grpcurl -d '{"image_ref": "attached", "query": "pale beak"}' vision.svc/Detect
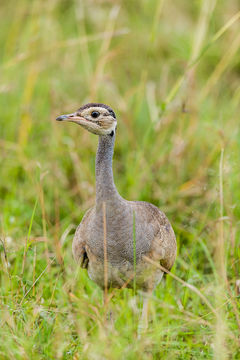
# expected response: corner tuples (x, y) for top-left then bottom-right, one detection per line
(56, 113), (86, 125)
(56, 112), (102, 135)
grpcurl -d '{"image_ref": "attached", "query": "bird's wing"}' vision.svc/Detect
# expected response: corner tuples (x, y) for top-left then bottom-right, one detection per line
(148, 206), (177, 271)
(72, 207), (93, 268)
(132, 201), (177, 271)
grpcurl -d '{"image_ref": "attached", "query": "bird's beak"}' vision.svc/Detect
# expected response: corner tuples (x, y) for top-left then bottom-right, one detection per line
(56, 112), (86, 125)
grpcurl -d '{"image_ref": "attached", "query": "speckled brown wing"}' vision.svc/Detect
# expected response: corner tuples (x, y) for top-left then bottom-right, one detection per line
(143, 203), (177, 271)
(72, 208), (93, 268)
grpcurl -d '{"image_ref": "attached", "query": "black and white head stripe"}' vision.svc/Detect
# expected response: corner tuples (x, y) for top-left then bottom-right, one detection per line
(77, 103), (116, 119)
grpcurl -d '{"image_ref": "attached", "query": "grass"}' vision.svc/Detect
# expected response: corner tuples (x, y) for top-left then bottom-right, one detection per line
(0, 0), (240, 358)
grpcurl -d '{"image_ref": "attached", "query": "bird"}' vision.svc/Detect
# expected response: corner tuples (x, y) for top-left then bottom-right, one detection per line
(56, 103), (177, 330)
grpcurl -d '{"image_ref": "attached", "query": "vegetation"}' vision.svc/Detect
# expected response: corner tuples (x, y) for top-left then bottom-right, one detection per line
(0, 0), (240, 358)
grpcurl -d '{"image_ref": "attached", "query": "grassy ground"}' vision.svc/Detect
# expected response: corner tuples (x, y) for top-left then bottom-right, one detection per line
(1, 0), (240, 359)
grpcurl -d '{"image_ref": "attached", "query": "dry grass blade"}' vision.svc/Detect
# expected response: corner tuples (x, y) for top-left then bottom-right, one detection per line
(218, 148), (226, 280)
(189, 0), (216, 64)
(213, 149), (229, 359)
(103, 202), (108, 306)
(211, 10), (240, 43)
(90, 5), (120, 98)
(143, 256), (218, 316)
(201, 33), (240, 99)
(0, 237), (12, 286)
(190, 10), (240, 68)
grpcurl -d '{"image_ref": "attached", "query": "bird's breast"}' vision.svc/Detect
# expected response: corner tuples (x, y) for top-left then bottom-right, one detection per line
(86, 204), (154, 266)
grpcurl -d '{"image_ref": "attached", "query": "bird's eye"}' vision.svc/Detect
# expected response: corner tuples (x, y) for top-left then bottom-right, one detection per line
(91, 111), (100, 118)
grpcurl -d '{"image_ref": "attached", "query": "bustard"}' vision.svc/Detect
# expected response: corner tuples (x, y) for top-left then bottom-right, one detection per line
(56, 103), (177, 329)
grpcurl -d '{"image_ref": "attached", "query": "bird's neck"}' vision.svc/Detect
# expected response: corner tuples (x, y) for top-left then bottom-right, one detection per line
(95, 134), (121, 205)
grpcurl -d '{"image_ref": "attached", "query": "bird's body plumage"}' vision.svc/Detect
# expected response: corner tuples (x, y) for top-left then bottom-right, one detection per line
(73, 198), (176, 290)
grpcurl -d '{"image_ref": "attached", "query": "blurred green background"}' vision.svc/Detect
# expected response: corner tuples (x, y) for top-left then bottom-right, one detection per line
(0, 0), (240, 359)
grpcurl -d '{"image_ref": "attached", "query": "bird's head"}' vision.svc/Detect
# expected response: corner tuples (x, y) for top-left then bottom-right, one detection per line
(56, 103), (117, 136)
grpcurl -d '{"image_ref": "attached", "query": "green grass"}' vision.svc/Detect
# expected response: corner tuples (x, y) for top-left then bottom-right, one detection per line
(1, 0), (240, 359)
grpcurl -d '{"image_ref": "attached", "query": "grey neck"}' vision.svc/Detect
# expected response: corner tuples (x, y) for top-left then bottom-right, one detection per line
(95, 133), (121, 205)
